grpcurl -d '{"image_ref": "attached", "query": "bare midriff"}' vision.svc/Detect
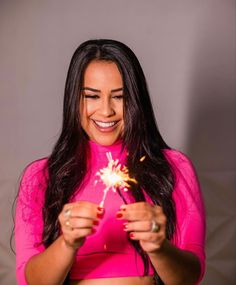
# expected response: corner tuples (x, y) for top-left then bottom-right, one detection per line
(70, 276), (155, 285)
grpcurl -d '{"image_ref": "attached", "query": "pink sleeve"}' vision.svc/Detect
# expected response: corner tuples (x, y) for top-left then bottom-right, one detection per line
(15, 159), (47, 285)
(165, 150), (206, 283)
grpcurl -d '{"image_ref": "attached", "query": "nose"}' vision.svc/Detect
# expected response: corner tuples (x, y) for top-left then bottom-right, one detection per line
(99, 98), (115, 117)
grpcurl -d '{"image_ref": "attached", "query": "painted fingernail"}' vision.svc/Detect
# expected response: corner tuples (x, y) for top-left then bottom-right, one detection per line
(91, 228), (96, 234)
(97, 206), (104, 212)
(93, 220), (99, 226)
(129, 233), (134, 238)
(123, 223), (128, 230)
(97, 212), (103, 219)
(116, 213), (123, 219)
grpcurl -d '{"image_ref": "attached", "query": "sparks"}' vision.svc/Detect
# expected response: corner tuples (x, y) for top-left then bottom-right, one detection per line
(139, 155), (146, 162)
(96, 152), (137, 207)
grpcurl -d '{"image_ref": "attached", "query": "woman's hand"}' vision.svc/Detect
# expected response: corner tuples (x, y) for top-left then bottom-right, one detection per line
(116, 202), (167, 254)
(58, 201), (103, 250)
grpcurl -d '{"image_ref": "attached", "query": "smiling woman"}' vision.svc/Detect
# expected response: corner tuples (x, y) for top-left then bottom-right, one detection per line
(80, 61), (124, 146)
(15, 39), (205, 285)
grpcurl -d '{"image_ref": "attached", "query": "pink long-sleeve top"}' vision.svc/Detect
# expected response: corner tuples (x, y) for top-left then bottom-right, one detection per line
(15, 141), (205, 284)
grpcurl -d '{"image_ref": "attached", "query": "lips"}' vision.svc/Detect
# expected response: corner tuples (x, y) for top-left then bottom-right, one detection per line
(93, 120), (118, 129)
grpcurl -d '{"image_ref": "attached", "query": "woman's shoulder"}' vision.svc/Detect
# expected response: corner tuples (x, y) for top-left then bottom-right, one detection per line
(162, 148), (202, 200)
(163, 148), (203, 211)
(20, 157), (49, 186)
(162, 148), (197, 178)
(17, 158), (49, 208)
(163, 148), (192, 164)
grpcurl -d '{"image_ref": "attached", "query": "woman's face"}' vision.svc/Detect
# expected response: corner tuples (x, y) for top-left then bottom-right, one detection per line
(80, 60), (124, 146)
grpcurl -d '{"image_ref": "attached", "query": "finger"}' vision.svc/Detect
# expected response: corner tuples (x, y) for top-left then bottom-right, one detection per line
(59, 215), (99, 234)
(120, 203), (163, 216)
(120, 202), (153, 211)
(116, 209), (154, 222)
(68, 217), (99, 229)
(63, 201), (104, 220)
(74, 201), (103, 212)
(117, 204), (165, 222)
(129, 231), (165, 243)
(123, 220), (159, 232)
(63, 227), (95, 241)
(63, 201), (103, 213)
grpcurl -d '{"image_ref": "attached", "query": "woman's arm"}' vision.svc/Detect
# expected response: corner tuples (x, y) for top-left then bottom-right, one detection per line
(15, 160), (102, 285)
(117, 202), (201, 285)
(25, 235), (77, 285)
(18, 201), (102, 285)
(25, 201), (102, 285)
(148, 239), (201, 285)
(22, 201), (102, 285)
(116, 150), (205, 285)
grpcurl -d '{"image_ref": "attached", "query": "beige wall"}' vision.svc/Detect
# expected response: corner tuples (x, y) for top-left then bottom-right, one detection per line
(0, 1), (235, 284)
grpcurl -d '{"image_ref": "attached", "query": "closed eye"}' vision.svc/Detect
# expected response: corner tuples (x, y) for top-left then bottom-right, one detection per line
(83, 94), (100, 99)
(112, 95), (124, 100)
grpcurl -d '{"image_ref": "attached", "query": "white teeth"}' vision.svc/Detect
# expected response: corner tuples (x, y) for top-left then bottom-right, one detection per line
(94, 121), (117, 128)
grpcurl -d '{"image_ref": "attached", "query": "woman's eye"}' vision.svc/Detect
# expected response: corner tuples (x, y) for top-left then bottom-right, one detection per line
(84, 94), (100, 99)
(112, 95), (124, 100)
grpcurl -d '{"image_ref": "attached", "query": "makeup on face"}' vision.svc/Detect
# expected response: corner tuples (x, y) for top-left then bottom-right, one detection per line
(80, 60), (124, 146)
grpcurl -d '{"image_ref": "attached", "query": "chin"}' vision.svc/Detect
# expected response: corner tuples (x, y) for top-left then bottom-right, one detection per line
(94, 137), (120, 146)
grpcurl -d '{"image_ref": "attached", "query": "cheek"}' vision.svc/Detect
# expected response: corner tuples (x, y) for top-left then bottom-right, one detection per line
(117, 102), (124, 118)
(121, 107), (124, 122)
(79, 102), (88, 128)
(86, 105), (96, 116)
(80, 102), (93, 123)
(84, 101), (98, 117)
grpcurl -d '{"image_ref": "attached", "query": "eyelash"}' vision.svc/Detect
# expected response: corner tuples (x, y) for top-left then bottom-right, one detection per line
(83, 94), (124, 100)
(83, 94), (99, 99)
(112, 95), (124, 100)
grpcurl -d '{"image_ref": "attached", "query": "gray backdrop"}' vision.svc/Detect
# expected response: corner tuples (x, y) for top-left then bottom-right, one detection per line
(0, 1), (235, 284)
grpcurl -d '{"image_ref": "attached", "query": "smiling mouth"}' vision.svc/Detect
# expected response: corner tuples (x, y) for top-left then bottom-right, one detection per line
(93, 120), (119, 128)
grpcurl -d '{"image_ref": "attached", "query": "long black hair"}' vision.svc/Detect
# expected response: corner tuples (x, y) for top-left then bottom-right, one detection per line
(43, 39), (176, 284)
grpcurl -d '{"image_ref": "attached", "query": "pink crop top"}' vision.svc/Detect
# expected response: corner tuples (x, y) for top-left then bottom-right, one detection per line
(15, 141), (205, 284)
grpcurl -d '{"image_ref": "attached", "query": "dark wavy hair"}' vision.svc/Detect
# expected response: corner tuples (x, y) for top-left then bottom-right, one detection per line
(43, 39), (176, 284)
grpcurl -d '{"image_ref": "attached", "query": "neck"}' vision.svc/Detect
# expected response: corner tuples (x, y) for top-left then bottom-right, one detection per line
(88, 140), (127, 166)
(89, 139), (123, 152)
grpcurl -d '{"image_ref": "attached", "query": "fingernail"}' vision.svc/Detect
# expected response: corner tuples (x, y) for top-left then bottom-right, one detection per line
(97, 213), (103, 219)
(93, 220), (99, 226)
(123, 223), (128, 230)
(129, 233), (134, 238)
(97, 206), (104, 212)
(91, 228), (96, 234)
(116, 213), (123, 219)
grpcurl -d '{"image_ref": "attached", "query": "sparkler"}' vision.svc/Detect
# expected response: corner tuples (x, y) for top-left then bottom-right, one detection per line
(139, 155), (146, 162)
(95, 152), (137, 207)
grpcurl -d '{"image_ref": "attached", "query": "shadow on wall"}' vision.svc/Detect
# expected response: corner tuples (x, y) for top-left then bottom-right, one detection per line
(185, 8), (236, 285)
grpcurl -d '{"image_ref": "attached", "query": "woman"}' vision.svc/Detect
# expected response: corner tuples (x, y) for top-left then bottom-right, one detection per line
(15, 39), (205, 285)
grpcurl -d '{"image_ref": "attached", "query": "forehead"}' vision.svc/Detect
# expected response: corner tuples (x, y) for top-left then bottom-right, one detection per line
(83, 60), (123, 87)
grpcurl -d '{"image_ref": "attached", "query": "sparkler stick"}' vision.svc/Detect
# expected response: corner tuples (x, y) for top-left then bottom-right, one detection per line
(96, 152), (137, 207)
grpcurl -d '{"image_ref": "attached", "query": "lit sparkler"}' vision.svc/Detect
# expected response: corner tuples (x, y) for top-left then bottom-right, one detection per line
(139, 155), (146, 162)
(95, 152), (137, 207)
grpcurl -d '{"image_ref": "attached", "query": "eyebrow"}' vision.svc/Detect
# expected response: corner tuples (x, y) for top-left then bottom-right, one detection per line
(81, 87), (123, 93)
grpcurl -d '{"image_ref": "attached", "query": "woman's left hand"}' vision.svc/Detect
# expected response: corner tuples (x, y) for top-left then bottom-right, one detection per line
(116, 202), (167, 254)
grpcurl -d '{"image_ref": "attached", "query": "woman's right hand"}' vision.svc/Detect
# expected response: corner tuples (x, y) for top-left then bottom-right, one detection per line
(58, 201), (103, 250)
